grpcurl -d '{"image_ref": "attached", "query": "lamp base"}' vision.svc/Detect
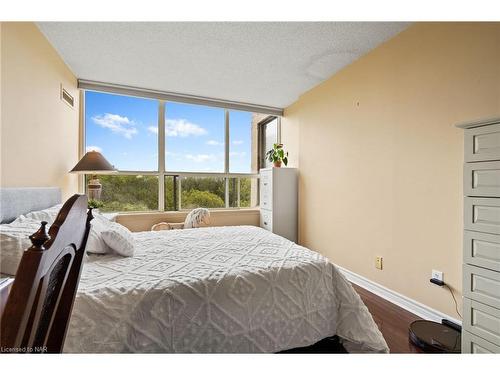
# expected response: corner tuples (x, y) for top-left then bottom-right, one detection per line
(88, 175), (102, 200)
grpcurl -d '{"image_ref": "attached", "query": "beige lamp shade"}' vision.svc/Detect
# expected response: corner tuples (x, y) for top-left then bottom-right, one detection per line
(69, 151), (116, 174)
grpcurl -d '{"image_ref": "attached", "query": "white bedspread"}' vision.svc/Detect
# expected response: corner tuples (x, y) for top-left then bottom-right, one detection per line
(65, 226), (388, 353)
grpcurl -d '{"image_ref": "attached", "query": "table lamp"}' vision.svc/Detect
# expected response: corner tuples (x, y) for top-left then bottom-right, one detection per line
(70, 151), (116, 200)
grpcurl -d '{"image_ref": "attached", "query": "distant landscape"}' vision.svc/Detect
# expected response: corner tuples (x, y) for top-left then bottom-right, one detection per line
(94, 175), (253, 212)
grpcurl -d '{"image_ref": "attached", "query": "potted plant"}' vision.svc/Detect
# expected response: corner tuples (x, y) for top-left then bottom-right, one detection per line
(266, 143), (289, 168)
(88, 199), (104, 211)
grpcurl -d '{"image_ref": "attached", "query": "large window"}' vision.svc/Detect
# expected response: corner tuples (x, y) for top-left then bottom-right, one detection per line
(85, 91), (158, 171)
(86, 175), (159, 212)
(179, 177), (226, 209)
(165, 102), (225, 173)
(84, 90), (276, 212)
(228, 177), (255, 208)
(229, 110), (253, 173)
(259, 117), (279, 169)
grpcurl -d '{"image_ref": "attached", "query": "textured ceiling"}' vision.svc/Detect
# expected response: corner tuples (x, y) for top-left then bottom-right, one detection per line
(37, 22), (410, 109)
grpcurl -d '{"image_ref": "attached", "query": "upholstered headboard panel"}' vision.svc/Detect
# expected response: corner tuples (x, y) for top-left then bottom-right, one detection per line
(0, 187), (62, 224)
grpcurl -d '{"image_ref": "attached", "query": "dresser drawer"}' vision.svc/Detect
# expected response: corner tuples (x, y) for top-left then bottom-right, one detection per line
(464, 231), (500, 272)
(260, 209), (273, 231)
(260, 169), (272, 187)
(260, 189), (272, 210)
(464, 197), (500, 235)
(464, 161), (500, 197)
(462, 330), (500, 353)
(465, 123), (500, 162)
(463, 298), (500, 346)
(464, 264), (500, 309)
(260, 171), (273, 209)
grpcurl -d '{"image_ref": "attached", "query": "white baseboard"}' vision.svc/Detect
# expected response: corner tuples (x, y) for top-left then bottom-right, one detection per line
(336, 265), (462, 326)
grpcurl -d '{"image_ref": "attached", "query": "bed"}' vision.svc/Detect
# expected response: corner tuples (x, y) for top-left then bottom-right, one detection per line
(0, 188), (389, 353)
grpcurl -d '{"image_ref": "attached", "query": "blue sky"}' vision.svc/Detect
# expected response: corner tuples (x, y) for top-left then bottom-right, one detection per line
(85, 91), (252, 173)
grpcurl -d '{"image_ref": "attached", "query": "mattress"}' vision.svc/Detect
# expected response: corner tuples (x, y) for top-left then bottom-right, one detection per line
(64, 225), (388, 353)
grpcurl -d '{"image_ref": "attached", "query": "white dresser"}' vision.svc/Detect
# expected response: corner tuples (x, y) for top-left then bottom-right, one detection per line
(259, 167), (298, 242)
(458, 118), (500, 354)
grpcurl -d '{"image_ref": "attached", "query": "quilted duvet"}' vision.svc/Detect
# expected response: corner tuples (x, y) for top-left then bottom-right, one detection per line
(65, 226), (388, 353)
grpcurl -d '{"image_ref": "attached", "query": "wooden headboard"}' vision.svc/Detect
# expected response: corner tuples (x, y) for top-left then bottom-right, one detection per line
(0, 187), (62, 224)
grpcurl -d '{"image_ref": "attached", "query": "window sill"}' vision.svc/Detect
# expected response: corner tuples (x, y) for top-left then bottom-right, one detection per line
(113, 208), (261, 232)
(109, 207), (260, 217)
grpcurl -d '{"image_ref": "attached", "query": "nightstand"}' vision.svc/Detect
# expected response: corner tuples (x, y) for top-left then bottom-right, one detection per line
(0, 277), (14, 317)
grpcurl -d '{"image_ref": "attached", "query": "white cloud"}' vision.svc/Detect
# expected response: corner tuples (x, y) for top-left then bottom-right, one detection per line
(147, 126), (158, 135)
(166, 119), (207, 137)
(206, 140), (223, 146)
(86, 145), (102, 153)
(229, 151), (247, 158)
(92, 113), (138, 139)
(232, 140), (244, 145)
(185, 154), (216, 163)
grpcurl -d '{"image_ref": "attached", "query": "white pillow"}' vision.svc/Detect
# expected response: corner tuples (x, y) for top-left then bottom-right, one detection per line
(0, 219), (41, 275)
(85, 213), (113, 255)
(101, 222), (135, 257)
(184, 208), (210, 229)
(14, 204), (63, 226)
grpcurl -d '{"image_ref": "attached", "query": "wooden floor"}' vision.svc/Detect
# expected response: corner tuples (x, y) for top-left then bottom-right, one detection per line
(353, 284), (423, 353)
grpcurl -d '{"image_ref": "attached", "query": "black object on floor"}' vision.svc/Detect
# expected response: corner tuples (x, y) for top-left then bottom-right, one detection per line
(409, 320), (461, 353)
(278, 336), (347, 353)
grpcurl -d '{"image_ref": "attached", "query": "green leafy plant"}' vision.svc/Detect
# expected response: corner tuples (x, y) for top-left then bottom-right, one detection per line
(266, 143), (288, 167)
(181, 189), (225, 209)
(88, 199), (104, 209)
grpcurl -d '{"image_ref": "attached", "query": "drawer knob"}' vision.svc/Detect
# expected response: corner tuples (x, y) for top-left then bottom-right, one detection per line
(264, 222), (268, 225)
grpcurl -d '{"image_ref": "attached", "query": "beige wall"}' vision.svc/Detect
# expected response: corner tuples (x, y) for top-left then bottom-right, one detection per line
(1, 22), (79, 200)
(281, 22), (500, 319)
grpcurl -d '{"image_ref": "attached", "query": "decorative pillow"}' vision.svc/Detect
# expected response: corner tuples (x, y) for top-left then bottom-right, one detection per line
(14, 204), (63, 226)
(151, 222), (170, 231)
(0, 219), (41, 275)
(151, 222), (184, 231)
(184, 208), (210, 229)
(85, 212), (113, 255)
(167, 222), (185, 230)
(101, 222), (135, 257)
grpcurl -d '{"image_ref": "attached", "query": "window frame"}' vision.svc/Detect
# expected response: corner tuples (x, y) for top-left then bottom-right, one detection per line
(80, 90), (267, 212)
(258, 116), (281, 170)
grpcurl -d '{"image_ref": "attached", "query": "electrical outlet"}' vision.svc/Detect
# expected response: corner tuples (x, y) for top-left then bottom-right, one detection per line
(375, 256), (383, 270)
(432, 269), (443, 282)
